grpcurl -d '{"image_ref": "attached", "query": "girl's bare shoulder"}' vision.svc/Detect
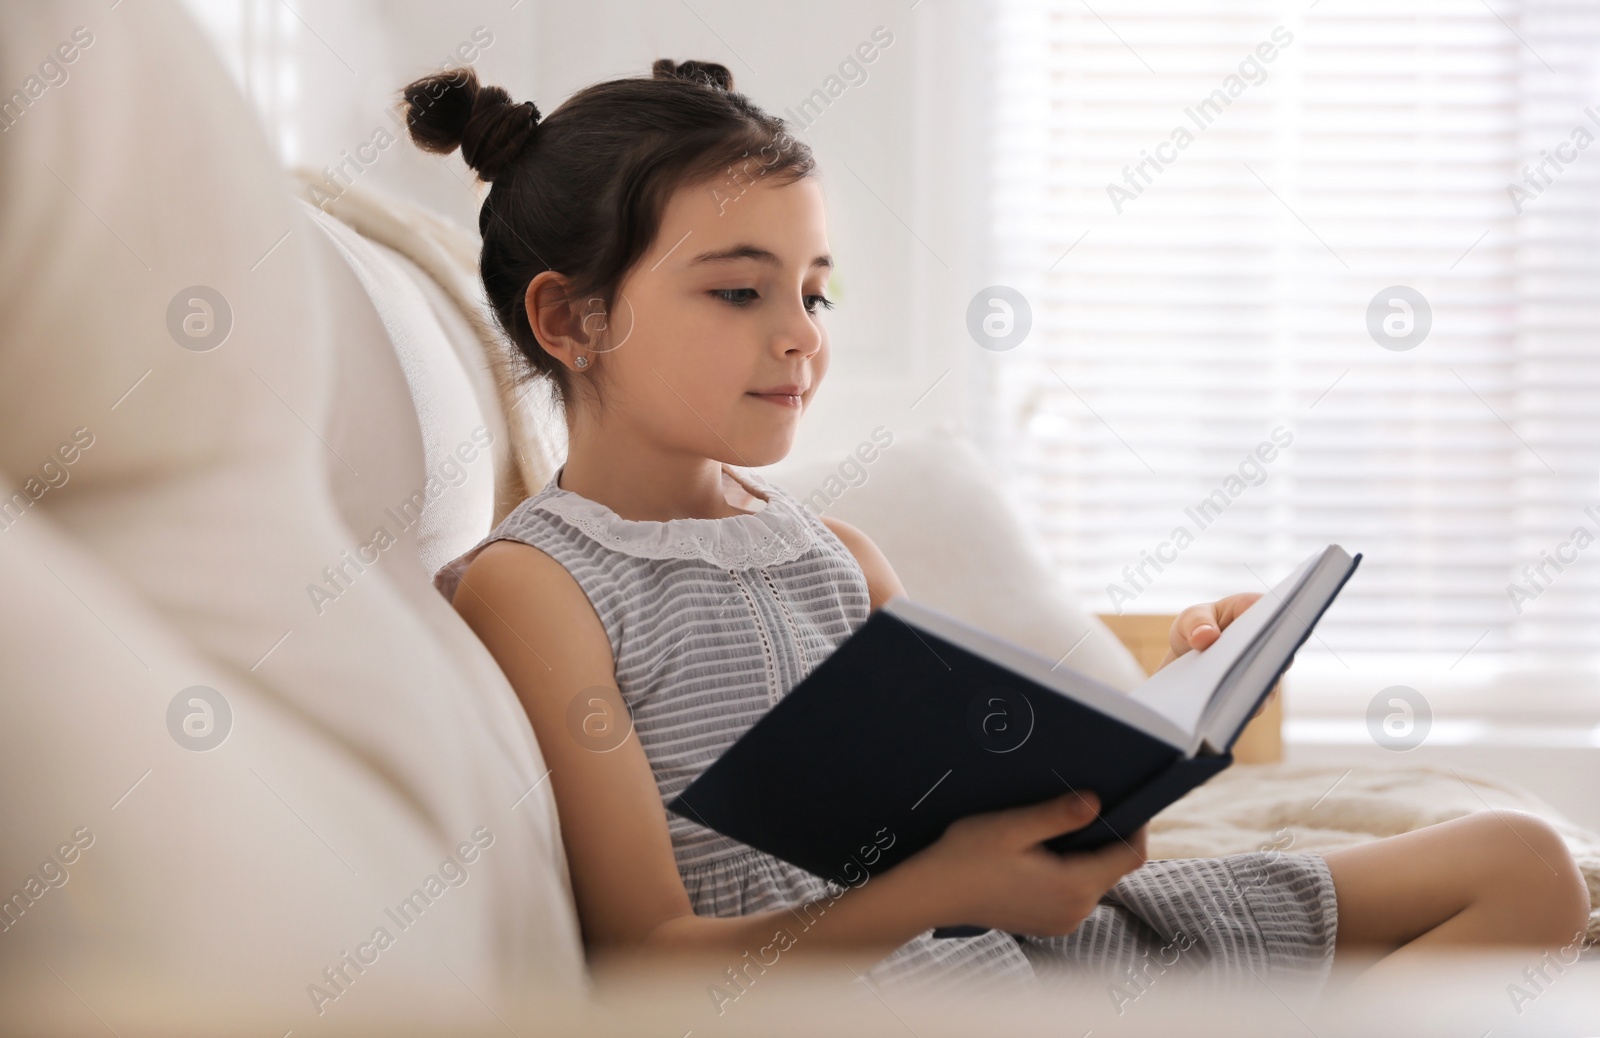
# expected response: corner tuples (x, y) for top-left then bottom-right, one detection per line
(817, 514), (907, 610)
(450, 539), (615, 678)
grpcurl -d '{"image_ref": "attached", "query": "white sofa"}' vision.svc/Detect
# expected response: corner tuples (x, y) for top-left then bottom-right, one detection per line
(3, 2), (1596, 1034)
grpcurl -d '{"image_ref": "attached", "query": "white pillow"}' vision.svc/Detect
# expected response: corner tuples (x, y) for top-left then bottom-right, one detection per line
(300, 198), (501, 578)
(289, 170), (570, 532)
(0, 0), (585, 1022)
(762, 426), (1148, 692)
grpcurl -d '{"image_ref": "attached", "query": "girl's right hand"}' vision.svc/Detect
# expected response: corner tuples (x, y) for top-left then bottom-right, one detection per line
(902, 791), (1148, 937)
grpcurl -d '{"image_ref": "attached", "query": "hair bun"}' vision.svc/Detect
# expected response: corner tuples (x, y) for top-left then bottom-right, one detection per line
(401, 66), (540, 182)
(651, 58), (734, 92)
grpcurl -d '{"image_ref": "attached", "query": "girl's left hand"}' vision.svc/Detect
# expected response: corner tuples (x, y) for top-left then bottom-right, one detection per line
(1159, 592), (1278, 718)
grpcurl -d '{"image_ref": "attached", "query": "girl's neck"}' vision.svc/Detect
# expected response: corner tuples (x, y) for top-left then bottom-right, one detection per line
(557, 437), (768, 522)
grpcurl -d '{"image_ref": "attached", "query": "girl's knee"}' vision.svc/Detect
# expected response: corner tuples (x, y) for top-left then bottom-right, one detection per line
(1483, 811), (1572, 874)
(1474, 811), (1589, 936)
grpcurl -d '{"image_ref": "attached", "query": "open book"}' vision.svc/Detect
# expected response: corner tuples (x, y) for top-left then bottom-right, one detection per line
(669, 544), (1360, 936)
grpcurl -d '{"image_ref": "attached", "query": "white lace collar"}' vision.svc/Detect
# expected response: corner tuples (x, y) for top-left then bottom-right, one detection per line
(530, 463), (814, 569)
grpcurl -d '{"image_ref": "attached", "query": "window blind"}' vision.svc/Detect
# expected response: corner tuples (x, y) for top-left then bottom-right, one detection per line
(985, 0), (1600, 676)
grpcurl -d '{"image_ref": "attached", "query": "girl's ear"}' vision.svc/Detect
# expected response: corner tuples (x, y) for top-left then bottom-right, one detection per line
(524, 271), (598, 369)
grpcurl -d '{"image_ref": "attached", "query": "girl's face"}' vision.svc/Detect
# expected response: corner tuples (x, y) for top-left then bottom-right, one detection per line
(583, 173), (832, 468)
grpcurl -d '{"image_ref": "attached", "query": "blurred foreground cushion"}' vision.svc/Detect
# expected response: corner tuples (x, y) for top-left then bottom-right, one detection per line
(0, 0), (584, 1027)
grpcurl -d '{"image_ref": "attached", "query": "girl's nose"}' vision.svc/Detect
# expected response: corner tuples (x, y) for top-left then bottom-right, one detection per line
(777, 300), (823, 358)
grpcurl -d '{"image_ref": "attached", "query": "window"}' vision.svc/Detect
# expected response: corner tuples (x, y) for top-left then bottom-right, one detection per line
(985, 0), (1600, 694)
(183, 0), (303, 163)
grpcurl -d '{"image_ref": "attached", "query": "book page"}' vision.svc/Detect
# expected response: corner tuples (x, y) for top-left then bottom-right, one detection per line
(1198, 548), (1357, 753)
(1122, 550), (1321, 742)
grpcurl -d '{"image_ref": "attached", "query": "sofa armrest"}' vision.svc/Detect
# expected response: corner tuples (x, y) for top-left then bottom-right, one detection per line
(1095, 613), (1284, 765)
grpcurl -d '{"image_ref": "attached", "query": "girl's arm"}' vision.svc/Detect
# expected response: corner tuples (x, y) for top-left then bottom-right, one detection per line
(452, 539), (942, 967)
(818, 514), (905, 609)
(452, 538), (1144, 969)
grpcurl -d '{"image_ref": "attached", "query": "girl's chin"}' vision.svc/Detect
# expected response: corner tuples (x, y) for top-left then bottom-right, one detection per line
(733, 432), (802, 469)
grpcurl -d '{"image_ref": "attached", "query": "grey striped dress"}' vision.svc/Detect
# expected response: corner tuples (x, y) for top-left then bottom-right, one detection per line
(434, 462), (1339, 998)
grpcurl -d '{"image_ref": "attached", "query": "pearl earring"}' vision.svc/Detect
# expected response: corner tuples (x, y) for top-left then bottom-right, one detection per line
(574, 355), (589, 369)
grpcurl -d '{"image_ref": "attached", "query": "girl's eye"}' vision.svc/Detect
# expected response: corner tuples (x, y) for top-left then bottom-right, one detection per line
(711, 288), (835, 313)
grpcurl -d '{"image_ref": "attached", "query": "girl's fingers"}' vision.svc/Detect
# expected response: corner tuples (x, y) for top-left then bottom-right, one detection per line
(1212, 592), (1263, 631)
(1067, 824), (1149, 887)
(999, 791), (1100, 847)
(1167, 592), (1266, 659)
(1168, 602), (1219, 659)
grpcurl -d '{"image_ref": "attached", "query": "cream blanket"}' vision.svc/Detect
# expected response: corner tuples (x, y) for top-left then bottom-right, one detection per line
(1152, 762), (1600, 943)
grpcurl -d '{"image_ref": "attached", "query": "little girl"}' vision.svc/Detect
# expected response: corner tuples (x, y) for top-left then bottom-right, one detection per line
(416, 60), (1589, 1000)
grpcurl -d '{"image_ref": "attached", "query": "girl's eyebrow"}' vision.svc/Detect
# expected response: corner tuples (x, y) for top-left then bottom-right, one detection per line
(689, 244), (833, 270)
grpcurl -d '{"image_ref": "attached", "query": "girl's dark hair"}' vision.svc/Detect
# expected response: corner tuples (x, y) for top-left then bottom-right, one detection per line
(399, 59), (815, 410)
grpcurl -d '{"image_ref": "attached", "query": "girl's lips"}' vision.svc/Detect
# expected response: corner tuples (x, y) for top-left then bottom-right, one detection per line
(748, 392), (802, 408)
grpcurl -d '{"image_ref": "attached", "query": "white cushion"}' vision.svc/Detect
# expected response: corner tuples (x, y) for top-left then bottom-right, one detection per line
(300, 198), (502, 578)
(287, 169), (570, 540)
(763, 426), (1148, 692)
(0, 0), (585, 1021)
